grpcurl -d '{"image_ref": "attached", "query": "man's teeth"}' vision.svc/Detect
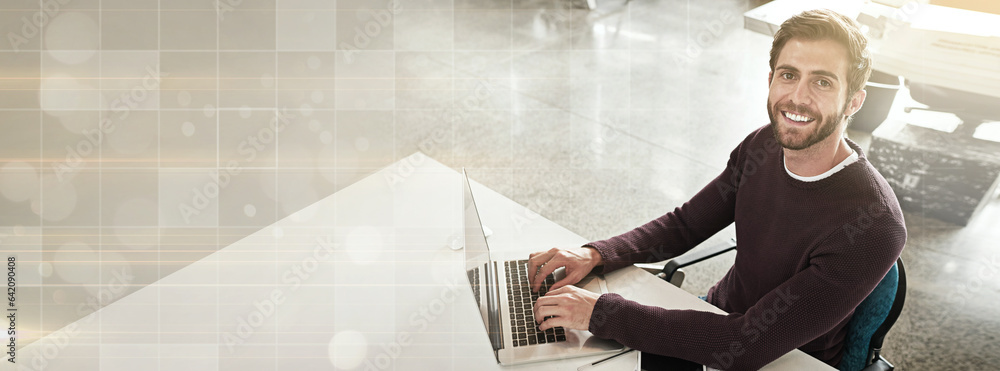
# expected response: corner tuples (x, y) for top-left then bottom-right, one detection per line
(784, 112), (812, 122)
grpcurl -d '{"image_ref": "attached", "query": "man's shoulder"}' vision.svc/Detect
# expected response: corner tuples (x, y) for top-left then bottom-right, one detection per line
(844, 145), (905, 225)
(828, 161), (908, 250)
(741, 124), (777, 148)
(729, 124), (782, 163)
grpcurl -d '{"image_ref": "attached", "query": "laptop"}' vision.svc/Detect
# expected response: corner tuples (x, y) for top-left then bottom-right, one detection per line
(461, 169), (625, 365)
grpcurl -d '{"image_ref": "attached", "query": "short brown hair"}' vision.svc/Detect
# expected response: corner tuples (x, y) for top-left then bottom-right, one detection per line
(769, 9), (872, 95)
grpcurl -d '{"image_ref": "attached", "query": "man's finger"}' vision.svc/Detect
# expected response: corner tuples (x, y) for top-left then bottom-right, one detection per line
(533, 294), (565, 316)
(545, 285), (577, 296)
(533, 304), (568, 325)
(534, 294), (559, 307)
(527, 249), (557, 289)
(533, 258), (564, 293)
(538, 314), (571, 332)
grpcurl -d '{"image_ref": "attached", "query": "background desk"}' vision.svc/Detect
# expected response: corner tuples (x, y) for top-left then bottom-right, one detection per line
(14, 153), (832, 371)
(744, 0), (1000, 100)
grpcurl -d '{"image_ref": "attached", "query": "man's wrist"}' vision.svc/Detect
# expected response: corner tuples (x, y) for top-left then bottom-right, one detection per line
(583, 246), (603, 267)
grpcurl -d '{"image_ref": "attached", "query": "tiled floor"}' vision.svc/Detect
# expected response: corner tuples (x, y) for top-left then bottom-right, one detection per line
(1, 0), (997, 369)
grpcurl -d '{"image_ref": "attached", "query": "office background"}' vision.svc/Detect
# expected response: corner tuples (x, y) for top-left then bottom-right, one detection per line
(0, 0), (997, 370)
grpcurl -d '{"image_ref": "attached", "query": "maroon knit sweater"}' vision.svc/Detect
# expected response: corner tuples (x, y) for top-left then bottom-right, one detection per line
(585, 125), (906, 370)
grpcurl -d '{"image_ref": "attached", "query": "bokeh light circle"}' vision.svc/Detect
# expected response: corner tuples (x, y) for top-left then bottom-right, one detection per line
(320, 131), (333, 145)
(203, 104), (216, 118)
(244, 204), (257, 217)
(328, 330), (368, 370)
(44, 12), (99, 65)
(177, 91), (193, 107)
(299, 103), (314, 117)
(38, 262), (53, 278)
(39, 75), (91, 116)
(355, 137), (370, 152)
(52, 289), (69, 305)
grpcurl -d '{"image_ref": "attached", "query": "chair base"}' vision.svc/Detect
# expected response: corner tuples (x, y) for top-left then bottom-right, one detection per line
(861, 356), (894, 371)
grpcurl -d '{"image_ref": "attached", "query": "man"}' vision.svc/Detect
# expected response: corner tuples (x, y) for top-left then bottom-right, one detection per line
(526, 9), (906, 370)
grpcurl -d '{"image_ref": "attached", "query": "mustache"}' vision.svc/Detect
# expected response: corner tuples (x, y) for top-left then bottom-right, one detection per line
(773, 102), (820, 120)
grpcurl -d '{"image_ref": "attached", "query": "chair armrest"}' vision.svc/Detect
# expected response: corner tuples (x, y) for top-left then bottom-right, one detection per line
(633, 238), (737, 287)
(660, 238), (737, 284)
(634, 263), (667, 275)
(633, 264), (687, 287)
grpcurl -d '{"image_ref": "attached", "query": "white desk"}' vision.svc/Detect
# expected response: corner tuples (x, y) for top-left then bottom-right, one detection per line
(14, 153), (832, 371)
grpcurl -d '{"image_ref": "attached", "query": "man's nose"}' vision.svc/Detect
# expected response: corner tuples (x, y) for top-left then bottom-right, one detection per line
(790, 80), (811, 106)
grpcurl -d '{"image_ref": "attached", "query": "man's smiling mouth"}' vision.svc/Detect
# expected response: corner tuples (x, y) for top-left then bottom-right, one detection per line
(783, 111), (815, 123)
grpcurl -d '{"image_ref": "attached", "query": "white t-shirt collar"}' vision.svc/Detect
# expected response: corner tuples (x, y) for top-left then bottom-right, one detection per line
(784, 149), (859, 182)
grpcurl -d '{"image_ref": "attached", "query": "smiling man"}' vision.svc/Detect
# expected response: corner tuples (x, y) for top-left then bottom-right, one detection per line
(525, 9), (907, 371)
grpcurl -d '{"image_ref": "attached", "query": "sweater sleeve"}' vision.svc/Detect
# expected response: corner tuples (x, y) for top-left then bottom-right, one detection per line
(585, 134), (751, 273)
(588, 213), (907, 370)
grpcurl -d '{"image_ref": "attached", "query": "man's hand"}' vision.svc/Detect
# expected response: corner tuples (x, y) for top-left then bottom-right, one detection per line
(533, 286), (600, 331)
(527, 246), (603, 293)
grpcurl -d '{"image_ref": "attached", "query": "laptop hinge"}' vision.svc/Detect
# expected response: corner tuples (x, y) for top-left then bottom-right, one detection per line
(487, 261), (504, 350)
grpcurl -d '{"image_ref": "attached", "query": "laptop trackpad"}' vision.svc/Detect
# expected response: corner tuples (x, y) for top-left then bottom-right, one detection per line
(575, 274), (606, 294)
(552, 268), (607, 294)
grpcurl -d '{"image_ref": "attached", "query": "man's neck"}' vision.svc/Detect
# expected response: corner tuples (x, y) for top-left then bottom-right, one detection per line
(784, 132), (853, 178)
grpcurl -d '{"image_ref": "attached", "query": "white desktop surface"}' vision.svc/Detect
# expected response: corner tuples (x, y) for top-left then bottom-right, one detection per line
(15, 153), (832, 371)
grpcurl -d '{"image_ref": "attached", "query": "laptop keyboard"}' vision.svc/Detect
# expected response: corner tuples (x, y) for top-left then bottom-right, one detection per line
(504, 259), (567, 347)
(468, 267), (481, 307)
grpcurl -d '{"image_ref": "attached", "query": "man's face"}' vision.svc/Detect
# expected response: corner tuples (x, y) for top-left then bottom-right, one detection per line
(767, 38), (863, 150)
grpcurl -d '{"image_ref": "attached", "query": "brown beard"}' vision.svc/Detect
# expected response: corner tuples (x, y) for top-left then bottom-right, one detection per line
(767, 101), (844, 150)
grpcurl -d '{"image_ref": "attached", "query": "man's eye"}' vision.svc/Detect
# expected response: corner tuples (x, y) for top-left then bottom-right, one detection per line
(781, 72), (795, 80)
(817, 79), (831, 87)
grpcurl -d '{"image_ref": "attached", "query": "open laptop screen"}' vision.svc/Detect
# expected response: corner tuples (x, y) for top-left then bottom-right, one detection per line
(462, 170), (503, 350)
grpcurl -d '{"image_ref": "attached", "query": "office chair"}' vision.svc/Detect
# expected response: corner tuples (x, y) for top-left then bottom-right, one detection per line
(906, 81), (999, 137)
(636, 240), (907, 371)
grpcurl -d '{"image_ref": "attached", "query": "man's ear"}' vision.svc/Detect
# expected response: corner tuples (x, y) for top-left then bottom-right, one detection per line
(767, 71), (773, 86)
(846, 89), (867, 117)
